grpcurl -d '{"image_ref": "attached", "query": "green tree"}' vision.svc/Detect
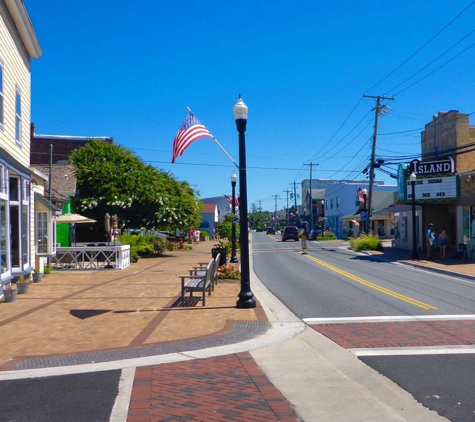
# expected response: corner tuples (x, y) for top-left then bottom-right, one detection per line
(217, 214), (240, 240)
(69, 140), (202, 234)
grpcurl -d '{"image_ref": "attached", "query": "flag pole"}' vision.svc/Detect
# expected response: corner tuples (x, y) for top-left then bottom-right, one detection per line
(187, 107), (239, 169)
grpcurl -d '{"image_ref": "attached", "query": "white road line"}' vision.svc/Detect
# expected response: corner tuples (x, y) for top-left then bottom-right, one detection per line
(303, 315), (475, 324)
(351, 344), (475, 357)
(109, 366), (136, 422)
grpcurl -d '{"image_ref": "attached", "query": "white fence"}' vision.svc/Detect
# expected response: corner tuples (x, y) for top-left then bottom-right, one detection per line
(51, 245), (131, 270)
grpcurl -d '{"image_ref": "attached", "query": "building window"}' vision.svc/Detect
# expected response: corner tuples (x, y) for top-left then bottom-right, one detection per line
(37, 212), (48, 254)
(0, 165), (6, 194)
(0, 61), (3, 129)
(15, 88), (21, 145)
(21, 205), (28, 264)
(336, 196), (340, 208)
(0, 198), (8, 274)
(23, 180), (30, 202)
(330, 198), (334, 209)
(9, 176), (30, 269)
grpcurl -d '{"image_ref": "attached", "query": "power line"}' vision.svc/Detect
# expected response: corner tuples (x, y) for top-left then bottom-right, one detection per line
(386, 27), (475, 95)
(366, 0), (475, 93)
(393, 39), (475, 96)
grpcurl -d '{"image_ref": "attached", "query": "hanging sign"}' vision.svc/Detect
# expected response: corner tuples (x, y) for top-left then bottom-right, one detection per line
(409, 157), (454, 176)
(407, 176), (458, 201)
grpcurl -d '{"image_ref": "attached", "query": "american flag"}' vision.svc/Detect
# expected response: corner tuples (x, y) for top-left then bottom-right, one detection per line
(224, 194), (240, 207)
(172, 111), (214, 163)
(356, 186), (364, 202)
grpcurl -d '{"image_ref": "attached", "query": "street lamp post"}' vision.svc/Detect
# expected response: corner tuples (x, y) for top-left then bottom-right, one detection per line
(234, 96), (256, 309)
(362, 188), (368, 234)
(410, 172), (419, 260)
(230, 172), (238, 263)
(321, 200), (325, 238)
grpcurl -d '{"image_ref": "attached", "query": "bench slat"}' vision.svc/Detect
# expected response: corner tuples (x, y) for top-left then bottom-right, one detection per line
(180, 259), (213, 306)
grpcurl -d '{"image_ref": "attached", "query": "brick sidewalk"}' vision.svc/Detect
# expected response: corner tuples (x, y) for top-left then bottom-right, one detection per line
(127, 352), (300, 422)
(310, 320), (475, 349)
(0, 240), (266, 370)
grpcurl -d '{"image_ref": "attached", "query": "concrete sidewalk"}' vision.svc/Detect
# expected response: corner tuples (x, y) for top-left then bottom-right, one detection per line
(0, 239), (470, 421)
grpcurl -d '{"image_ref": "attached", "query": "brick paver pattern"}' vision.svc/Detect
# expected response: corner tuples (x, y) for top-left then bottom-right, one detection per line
(127, 352), (300, 422)
(310, 320), (475, 349)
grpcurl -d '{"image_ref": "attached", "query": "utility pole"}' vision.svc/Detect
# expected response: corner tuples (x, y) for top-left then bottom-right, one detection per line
(48, 144), (53, 201)
(257, 200), (263, 228)
(290, 182), (299, 224)
(283, 189), (291, 225)
(250, 203), (257, 230)
(363, 94), (394, 234)
(303, 162), (318, 228)
(272, 194), (281, 227)
(290, 182), (298, 208)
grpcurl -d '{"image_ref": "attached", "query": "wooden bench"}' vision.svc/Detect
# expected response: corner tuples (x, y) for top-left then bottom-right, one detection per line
(189, 253), (221, 291)
(180, 259), (214, 306)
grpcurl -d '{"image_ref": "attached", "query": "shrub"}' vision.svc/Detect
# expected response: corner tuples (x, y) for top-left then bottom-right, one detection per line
(349, 233), (382, 251)
(316, 232), (338, 241)
(44, 266), (52, 274)
(166, 242), (178, 251)
(118, 233), (166, 261)
(217, 264), (241, 280)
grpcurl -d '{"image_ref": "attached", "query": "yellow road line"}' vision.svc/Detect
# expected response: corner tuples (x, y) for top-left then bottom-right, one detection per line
(305, 255), (437, 310)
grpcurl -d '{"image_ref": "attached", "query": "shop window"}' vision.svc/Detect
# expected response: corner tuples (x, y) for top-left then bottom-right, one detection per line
(0, 198), (8, 274)
(36, 212), (48, 254)
(9, 176), (30, 269)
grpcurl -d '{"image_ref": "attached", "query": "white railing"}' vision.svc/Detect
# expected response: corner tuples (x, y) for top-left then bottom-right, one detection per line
(51, 245), (130, 270)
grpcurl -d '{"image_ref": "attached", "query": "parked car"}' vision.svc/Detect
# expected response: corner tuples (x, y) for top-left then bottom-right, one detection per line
(256, 227), (263, 232)
(266, 227), (276, 235)
(282, 226), (300, 242)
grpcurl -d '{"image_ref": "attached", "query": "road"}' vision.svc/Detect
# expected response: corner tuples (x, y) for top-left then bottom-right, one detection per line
(252, 231), (475, 422)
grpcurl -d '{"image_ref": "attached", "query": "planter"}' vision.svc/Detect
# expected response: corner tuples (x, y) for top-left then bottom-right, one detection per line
(17, 283), (30, 294)
(33, 273), (43, 283)
(3, 289), (18, 303)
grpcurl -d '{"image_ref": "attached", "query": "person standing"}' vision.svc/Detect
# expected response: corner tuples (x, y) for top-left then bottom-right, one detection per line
(426, 223), (435, 260)
(438, 229), (448, 259)
(194, 228), (201, 244)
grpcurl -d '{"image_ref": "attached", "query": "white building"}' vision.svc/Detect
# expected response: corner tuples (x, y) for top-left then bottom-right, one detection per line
(324, 182), (396, 239)
(0, 1), (57, 287)
(202, 196), (233, 223)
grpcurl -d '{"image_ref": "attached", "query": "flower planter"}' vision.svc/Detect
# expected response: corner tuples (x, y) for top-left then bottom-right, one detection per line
(33, 273), (43, 283)
(17, 283), (30, 294)
(3, 289), (18, 303)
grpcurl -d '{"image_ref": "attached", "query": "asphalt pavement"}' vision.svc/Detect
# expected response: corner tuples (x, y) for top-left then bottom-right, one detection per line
(0, 237), (470, 421)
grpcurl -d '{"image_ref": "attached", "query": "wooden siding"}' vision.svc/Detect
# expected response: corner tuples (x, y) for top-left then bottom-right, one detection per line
(0, 3), (32, 168)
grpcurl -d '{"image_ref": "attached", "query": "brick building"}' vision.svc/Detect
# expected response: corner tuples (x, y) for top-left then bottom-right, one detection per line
(30, 123), (114, 165)
(395, 110), (475, 253)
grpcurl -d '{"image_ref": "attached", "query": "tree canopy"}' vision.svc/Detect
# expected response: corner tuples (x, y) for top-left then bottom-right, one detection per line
(70, 140), (202, 234)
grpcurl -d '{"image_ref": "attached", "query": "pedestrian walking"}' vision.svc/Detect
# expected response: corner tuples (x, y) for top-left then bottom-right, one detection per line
(438, 229), (448, 259)
(194, 229), (201, 244)
(426, 223), (435, 260)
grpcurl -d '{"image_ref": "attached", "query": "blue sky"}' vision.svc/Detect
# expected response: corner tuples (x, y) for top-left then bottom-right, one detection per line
(25, 1), (475, 212)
